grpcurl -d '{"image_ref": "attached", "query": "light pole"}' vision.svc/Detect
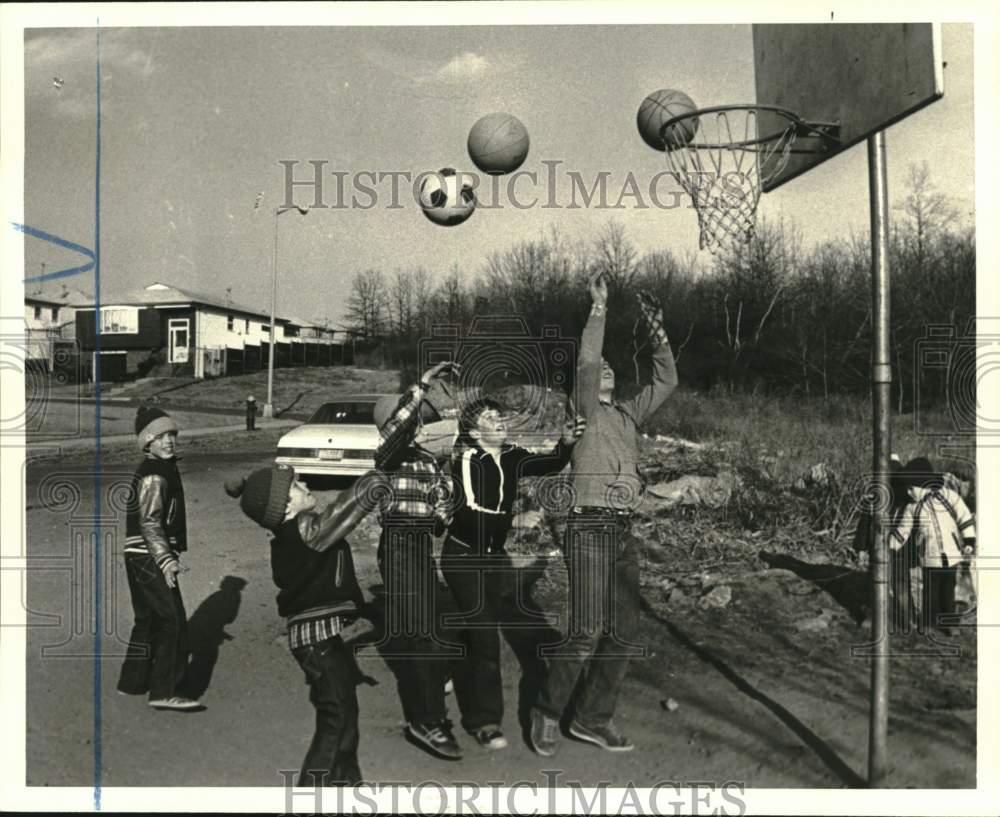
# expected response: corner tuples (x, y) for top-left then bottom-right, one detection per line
(263, 204), (308, 419)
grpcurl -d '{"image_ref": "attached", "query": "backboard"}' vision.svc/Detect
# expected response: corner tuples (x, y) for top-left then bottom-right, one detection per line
(753, 23), (944, 192)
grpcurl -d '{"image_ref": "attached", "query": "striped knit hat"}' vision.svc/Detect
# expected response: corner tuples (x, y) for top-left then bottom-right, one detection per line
(224, 463), (295, 531)
(135, 406), (179, 451)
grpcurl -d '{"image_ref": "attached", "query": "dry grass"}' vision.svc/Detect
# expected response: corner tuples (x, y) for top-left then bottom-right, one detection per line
(504, 387), (976, 573)
(644, 388), (976, 541)
(114, 367), (402, 416)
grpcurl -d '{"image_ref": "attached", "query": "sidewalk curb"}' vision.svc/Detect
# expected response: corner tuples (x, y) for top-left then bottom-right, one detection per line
(27, 419), (300, 452)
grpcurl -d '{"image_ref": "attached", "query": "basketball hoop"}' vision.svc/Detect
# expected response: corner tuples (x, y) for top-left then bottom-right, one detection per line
(659, 104), (840, 254)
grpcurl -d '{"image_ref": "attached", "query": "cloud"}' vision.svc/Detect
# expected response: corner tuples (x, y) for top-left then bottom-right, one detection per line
(436, 51), (490, 82)
(24, 29), (157, 121)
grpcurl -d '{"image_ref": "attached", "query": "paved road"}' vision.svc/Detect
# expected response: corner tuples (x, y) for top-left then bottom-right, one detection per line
(23, 449), (976, 789)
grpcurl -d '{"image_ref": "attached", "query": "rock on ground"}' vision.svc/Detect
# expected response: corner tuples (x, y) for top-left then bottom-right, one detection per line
(698, 585), (733, 610)
(647, 472), (738, 509)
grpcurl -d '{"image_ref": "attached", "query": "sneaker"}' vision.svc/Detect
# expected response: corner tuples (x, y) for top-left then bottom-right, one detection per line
(148, 696), (204, 711)
(406, 721), (462, 760)
(529, 708), (560, 757)
(568, 719), (634, 752)
(470, 725), (508, 750)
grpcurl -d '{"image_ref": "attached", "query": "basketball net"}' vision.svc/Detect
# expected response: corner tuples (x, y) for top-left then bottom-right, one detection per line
(661, 106), (799, 256)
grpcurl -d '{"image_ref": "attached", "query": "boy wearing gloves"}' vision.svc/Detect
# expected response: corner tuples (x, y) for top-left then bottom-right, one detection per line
(530, 273), (678, 756)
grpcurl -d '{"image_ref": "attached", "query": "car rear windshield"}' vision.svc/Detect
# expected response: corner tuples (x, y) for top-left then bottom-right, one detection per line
(308, 402), (377, 425)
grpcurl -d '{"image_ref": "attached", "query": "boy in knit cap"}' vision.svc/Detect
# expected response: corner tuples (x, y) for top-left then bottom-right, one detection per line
(117, 406), (201, 711)
(225, 463), (388, 785)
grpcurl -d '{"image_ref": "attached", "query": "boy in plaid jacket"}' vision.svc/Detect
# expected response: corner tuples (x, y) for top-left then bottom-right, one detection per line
(371, 360), (464, 760)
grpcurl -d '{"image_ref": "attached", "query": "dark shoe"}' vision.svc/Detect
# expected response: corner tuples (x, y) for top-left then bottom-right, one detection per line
(406, 721), (462, 760)
(529, 708), (559, 757)
(568, 719), (634, 752)
(469, 725), (508, 750)
(148, 696), (205, 711)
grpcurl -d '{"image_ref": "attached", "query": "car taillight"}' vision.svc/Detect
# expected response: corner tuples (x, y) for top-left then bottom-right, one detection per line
(343, 449), (375, 460)
(278, 448), (315, 458)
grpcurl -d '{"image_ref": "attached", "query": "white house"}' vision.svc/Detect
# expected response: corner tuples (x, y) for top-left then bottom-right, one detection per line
(24, 284), (92, 370)
(74, 282), (351, 381)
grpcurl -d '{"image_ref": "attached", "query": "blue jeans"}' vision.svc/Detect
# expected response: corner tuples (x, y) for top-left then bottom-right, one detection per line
(117, 554), (190, 700)
(291, 636), (362, 786)
(535, 510), (644, 727)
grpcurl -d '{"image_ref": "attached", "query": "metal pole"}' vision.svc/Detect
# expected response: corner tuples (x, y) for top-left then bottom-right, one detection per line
(867, 130), (892, 787)
(264, 205), (307, 418)
(264, 209), (279, 419)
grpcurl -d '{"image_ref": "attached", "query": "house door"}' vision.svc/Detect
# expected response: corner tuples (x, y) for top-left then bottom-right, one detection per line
(168, 319), (190, 364)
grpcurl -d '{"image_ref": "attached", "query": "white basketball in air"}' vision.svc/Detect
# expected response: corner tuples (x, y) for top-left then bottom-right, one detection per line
(418, 168), (477, 227)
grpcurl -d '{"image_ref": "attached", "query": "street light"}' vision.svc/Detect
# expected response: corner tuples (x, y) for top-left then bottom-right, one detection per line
(263, 204), (308, 419)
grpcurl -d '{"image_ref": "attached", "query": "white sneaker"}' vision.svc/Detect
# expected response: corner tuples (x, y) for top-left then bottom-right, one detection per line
(148, 696), (204, 711)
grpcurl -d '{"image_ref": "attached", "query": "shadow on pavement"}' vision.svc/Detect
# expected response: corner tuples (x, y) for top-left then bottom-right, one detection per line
(184, 575), (247, 699)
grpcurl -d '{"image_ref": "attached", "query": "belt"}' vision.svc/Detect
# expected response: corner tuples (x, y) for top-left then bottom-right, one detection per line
(571, 506), (633, 518)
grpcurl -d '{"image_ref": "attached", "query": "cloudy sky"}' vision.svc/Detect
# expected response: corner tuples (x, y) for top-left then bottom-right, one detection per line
(19, 17), (975, 327)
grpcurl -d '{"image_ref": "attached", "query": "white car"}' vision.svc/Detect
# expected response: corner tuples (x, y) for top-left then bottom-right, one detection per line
(275, 393), (458, 480)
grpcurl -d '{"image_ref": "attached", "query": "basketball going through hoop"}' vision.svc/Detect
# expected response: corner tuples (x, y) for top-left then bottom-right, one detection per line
(657, 104), (840, 255)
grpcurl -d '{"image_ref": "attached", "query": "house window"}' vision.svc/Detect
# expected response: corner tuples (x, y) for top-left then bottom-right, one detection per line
(227, 315), (235, 332)
(33, 306), (41, 320)
(100, 307), (139, 334)
(245, 319), (250, 333)
(51, 307), (59, 321)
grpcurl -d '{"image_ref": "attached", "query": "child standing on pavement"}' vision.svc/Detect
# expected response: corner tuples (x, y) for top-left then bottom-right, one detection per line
(369, 360), (464, 760)
(117, 406), (201, 711)
(530, 273), (678, 756)
(225, 463), (386, 785)
(441, 398), (586, 750)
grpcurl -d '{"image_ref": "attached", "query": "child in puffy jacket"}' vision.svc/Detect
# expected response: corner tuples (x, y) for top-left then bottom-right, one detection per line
(889, 457), (976, 635)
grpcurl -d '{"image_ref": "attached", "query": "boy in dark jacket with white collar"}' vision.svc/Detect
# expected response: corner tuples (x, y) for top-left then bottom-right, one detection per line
(442, 398), (586, 749)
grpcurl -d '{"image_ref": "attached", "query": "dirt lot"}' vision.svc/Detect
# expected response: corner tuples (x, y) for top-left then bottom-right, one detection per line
(24, 437), (976, 789)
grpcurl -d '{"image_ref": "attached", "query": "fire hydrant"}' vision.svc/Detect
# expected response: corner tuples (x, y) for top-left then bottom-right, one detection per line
(246, 395), (257, 431)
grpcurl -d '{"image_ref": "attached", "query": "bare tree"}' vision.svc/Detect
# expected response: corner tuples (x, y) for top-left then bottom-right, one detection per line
(345, 268), (388, 338)
(894, 161), (958, 263)
(593, 220), (639, 294)
(389, 269), (415, 338)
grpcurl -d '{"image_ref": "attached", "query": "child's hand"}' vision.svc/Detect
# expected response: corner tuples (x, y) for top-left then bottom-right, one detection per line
(161, 560), (183, 589)
(420, 360), (460, 386)
(589, 273), (608, 307)
(561, 416), (587, 445)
